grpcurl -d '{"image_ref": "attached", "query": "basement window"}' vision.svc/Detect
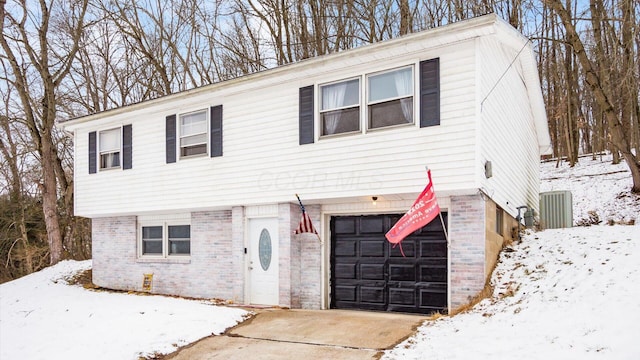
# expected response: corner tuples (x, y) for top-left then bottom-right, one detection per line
(139, 223), (191, 258)
(496, 207), (504, 236)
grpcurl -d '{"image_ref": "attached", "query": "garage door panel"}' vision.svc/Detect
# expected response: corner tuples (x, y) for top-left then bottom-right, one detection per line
(389, 264), (416, 281)
(419, 219), (446, 232)
(335, 263), (357, 279)
(389, 288), (415, 305)
(361, 240), (385, 257)
(335, 285), (357, 301)
(360, 217), (385, 233)
(420, 241), (448, 257)
(361, 286), (385, 303)
(335, 240), (357, 256)
(389, 242), (416, 257)
(334, 218), (356, 234)
(361, 263), (385, 280)
(419, 287), (447, 308)
(420, 264), (447, 282)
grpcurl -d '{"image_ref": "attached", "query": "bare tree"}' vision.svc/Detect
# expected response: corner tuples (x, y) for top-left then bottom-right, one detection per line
(544, 0), (640, 192)
(1, 0), (89, 265)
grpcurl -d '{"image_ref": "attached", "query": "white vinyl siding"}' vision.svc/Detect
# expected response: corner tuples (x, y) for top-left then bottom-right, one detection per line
(477, 36), (541, 217)
(67, 16), (547, 218)
(72, 40), (477, 217)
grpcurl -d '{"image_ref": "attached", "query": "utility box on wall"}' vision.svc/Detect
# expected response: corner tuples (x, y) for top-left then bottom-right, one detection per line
(539, 191), (573, 229)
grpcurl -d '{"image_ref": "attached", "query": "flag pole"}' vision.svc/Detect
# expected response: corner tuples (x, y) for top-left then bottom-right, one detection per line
(426, 166), (449, 244)
(439, 212), (449, 244)
(295, 193), (306, 213)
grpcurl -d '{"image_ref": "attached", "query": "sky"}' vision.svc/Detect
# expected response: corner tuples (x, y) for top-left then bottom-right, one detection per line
(1, 153), (638, 359)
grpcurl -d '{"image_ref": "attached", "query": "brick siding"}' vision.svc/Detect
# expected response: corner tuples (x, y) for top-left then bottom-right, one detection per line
(276, 203), (322, 309)
(91, 211), (244, 301)
(449, 194), (487, 309)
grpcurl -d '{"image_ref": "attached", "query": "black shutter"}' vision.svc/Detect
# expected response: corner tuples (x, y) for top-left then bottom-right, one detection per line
(299, 85), (314, 145)
(210, 105), (223, 157)
(420, 58), (440, 127)
(88, 131), (97, 174)
(166, 115), (177, 163)
(122, 124), (132, 170)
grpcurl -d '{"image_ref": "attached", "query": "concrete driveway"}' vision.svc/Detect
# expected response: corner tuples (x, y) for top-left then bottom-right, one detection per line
(165, 309), (427, 359)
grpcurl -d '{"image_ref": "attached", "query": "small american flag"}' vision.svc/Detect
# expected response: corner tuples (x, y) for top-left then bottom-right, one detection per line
(295, 211), (318, 234)
(294, 194), (318, 235)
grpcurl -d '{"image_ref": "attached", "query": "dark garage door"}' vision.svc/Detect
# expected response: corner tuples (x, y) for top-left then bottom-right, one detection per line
(330, 213), (448, 314)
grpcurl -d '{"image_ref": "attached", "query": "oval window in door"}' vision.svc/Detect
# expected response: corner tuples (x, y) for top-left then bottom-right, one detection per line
(258, 228), (272, 271)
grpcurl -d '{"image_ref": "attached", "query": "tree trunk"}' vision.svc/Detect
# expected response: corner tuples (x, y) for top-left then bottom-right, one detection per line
(399, 0), (411, 35)
(40, 132), (64, 264)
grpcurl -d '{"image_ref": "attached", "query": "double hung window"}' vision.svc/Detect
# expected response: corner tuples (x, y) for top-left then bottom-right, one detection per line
(320, 78), (360, 136)
(367, 67), (414, 129)
(179, 110), (207, 157)
(99, 128), (121, 169)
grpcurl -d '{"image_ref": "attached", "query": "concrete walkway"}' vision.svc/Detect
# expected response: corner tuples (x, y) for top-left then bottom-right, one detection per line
(166, 309), (427, 359)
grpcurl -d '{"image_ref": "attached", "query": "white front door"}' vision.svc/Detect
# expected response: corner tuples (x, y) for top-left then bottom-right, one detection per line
(248, 218), (279, 305)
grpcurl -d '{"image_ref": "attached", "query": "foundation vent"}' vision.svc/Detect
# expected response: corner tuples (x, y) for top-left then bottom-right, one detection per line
(539, 191), (573, 229)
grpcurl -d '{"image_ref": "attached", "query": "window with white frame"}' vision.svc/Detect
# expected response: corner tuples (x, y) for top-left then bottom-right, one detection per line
(99, 128), (121, 169)
(367, 66), (414, 129)
(319, 78), (360, 136)
(179, 110), (207, 157)
(140, 223), (191, 257)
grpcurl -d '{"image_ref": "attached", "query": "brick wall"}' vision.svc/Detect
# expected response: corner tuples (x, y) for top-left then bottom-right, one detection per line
(91, 211), (243, 301)
(298, 205), (322, 309)
(191, 210), (240, 300)
(92, 216), (138, 290)
(449, 194), (486, 309)
(274, 202), (321, 309)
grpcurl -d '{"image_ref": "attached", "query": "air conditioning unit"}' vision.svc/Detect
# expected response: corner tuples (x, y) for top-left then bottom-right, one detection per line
(539, 191), (573, 229)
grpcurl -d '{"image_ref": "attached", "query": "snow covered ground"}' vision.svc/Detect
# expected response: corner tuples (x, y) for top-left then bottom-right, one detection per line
(384, 155), (640, 360)
(1, 154), (639, 359)
(540, 154), (639, 225)
(0, 261), (248, 359)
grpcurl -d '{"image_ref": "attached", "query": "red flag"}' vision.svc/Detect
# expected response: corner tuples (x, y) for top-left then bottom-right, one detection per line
(295, 212), (318, 234)
(385, 169), (440, 245)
